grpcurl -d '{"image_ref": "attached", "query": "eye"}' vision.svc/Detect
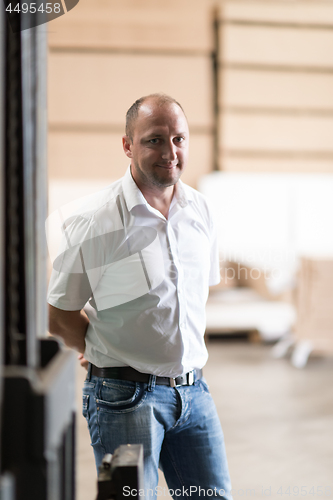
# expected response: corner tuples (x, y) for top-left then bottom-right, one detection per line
(149, 138), (160, 144)
(175, 137), (185, 143)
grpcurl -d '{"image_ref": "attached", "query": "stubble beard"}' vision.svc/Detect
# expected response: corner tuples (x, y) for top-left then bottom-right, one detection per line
(134, 160), (182, 189)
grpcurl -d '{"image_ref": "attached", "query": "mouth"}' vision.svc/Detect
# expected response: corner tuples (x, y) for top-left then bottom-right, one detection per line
(156, 164), (179, 170)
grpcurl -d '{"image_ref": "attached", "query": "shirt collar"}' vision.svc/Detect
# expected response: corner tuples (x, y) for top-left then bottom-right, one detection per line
(174, 179), (194, 208)
(122, 166), (147, 212)
(122, 165), (194, 212)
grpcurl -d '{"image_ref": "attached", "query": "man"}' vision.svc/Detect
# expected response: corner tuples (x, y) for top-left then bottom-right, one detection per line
(48, 94), (232, 499)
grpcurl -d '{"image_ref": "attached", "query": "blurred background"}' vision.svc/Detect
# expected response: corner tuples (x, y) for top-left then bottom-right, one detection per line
(46, 1), (333, 499)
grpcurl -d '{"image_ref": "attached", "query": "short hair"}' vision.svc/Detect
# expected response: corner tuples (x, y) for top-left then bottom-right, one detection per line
(125, 93), (186, 141)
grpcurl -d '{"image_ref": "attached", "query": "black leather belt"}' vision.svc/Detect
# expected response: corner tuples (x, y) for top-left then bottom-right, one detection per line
(91, 365), (202, 388)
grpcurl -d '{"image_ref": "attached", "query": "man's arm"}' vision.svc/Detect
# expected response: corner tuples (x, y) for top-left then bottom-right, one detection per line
(48, 303), (89, 354)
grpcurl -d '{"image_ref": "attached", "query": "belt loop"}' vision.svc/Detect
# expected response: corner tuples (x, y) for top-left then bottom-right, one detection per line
(86, 362), (92, 382)
(147, 374), (156, 392)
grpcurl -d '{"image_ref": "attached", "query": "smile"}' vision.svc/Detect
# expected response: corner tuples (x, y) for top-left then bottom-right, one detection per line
(156, 164), (178, 170)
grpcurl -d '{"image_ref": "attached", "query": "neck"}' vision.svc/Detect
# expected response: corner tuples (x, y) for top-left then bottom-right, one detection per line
(144, 186), (175, 219)
(130, 168), (175, 219)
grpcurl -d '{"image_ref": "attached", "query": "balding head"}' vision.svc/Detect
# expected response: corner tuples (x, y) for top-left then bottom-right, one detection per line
(125, 93), (186, 142)
(122, 93), (189, 194)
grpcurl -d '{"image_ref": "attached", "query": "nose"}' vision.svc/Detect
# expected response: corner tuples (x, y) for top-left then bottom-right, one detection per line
(161, 140), (177, 162)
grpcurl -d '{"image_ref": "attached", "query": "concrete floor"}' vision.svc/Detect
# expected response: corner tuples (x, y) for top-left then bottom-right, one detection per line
(75, 339), (333, 500)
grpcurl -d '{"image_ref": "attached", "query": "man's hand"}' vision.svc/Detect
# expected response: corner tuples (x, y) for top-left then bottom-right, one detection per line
(78, 353), (89, 370)
(48, 304), (89, 353)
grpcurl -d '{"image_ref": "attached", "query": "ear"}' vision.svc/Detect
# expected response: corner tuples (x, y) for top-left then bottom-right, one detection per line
(122, 135), (133, 159)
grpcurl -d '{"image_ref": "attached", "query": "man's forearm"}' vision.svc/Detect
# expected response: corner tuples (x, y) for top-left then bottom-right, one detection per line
(48, 304), (89, 353)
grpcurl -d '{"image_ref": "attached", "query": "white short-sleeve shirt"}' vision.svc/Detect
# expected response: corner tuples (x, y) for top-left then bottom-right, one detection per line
(47, 168), (220, 377)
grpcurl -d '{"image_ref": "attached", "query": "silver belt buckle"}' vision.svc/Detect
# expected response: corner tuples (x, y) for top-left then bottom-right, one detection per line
(169, 378), (176, 388)
(169, 371), (195, 387)
(187, 370), (194, 385)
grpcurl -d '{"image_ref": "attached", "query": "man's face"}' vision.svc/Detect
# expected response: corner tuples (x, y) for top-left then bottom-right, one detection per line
(123, 100), (189, 191)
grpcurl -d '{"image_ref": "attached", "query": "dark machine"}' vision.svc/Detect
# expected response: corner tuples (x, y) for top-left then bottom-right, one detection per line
(0, 4), (76, 499)
(96, 445), (144, 500)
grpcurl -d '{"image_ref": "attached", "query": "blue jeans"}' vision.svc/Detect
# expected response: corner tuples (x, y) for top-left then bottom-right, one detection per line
(82, 365), (232, 499)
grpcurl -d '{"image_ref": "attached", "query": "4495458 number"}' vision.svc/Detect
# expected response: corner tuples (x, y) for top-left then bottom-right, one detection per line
(6, 3), (61, 14)
(277, 486), (331, 496)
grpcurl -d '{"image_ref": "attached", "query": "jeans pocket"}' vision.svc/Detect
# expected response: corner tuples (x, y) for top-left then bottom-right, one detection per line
(96, 379), (146, 413)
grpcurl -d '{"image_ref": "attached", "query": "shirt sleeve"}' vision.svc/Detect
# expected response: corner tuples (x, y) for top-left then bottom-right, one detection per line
(47, 215), (105, 311)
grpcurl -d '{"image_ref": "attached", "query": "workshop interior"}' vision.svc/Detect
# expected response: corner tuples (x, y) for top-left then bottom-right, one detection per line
(1, 1), (333, 499)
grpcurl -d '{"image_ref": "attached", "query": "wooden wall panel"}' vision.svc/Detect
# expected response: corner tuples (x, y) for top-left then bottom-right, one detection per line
(48, 131), (128, 179)
(221, 69), (333, 110)
(48, 0), (215, 53)
(48, 53), (214, 129)
(223, 1), (333, 25)
(181, 134), (214, 187)
(220, 114), (333, 152)
(218, 2), (333, 174)
(222, 25), (333, 68)
(48, 131), (213, 188)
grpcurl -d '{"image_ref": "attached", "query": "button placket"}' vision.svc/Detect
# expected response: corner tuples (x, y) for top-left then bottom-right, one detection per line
(167, 223), (187, 331)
